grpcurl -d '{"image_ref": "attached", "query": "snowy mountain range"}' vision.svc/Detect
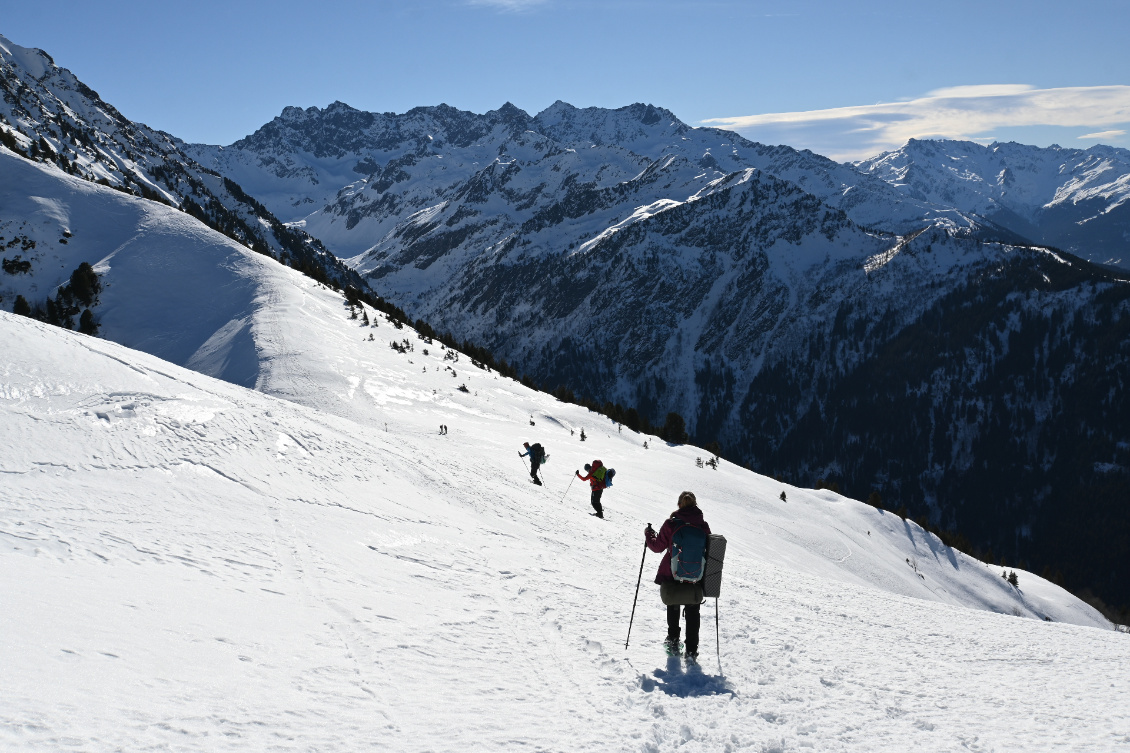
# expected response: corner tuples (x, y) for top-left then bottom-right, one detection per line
(2, 30), (1129, 616)
(857, 138), (1130, 269)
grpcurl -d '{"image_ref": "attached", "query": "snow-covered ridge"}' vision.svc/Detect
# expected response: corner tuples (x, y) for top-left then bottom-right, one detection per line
(0, 33), (359, 293)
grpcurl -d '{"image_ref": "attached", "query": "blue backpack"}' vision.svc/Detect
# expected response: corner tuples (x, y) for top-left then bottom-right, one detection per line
(670, 522), (708, 583)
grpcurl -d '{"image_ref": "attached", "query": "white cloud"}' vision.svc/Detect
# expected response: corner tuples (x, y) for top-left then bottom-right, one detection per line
(1078, 129), (1127, 140)
(702, 85), (1130, 161)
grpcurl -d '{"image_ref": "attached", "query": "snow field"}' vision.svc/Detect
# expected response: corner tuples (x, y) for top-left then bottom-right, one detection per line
(3, 311), (1128, 752)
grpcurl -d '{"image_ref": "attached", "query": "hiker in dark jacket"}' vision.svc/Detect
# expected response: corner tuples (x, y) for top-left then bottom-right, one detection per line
(645, 491), (711, 659)
(575, 461), (606, 517)
(519, 442), (545, 485)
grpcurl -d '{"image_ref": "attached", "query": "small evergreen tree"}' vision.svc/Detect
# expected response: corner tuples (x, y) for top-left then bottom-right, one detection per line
(13, 295), (31, 317)
(780, 491), (787, 502)
(624, 407), (641, 433)
(69, 262), (100, 306)
(78, 308), (99, 336)
(660, 412), (687, 444)
(579, 428), (586, 442)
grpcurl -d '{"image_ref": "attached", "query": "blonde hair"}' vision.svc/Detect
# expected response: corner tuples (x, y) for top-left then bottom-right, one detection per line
(677, 491), (697, 508)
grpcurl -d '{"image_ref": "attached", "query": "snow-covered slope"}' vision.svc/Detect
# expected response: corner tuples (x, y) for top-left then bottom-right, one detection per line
(2, 308), (1125, 752)
(856, 138), (1130, 268)
(0, 148), (434, 428)
(0, 33), (360, 292)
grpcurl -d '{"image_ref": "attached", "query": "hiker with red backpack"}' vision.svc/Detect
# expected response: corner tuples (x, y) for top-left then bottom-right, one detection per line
(645, 491), (711, 661)
(575, 460), (615, 518)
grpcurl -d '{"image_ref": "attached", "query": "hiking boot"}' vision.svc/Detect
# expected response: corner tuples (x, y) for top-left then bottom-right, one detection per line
(685, 650), (699, 664)
(532, 477), (542, 485)
(664, 638), (682, 657)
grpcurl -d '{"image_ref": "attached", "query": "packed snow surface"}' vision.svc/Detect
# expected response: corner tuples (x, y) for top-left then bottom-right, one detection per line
(3, 307), (1128, 752)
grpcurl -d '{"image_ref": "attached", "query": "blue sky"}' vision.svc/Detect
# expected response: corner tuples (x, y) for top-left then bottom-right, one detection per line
(4, 0), (1128, 160)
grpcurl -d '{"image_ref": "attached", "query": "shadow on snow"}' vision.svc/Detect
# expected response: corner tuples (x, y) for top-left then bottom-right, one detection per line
(640, 656), (734, 697)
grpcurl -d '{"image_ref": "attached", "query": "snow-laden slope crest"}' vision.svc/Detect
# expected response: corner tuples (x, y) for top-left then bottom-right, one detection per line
(3, 310), (1126, 752)
(0, 33), (361, 292)
(0, 147), (414, 426)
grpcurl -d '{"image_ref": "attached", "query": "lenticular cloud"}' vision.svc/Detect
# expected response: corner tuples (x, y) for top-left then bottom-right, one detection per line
(704, 85), (1130, 160)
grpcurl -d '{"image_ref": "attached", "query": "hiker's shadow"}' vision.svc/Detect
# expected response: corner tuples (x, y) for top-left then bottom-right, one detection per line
(640, 656), (734, 698)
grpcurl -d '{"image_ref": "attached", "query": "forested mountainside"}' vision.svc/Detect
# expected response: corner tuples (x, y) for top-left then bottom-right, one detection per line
(738, 241), (1130, 607)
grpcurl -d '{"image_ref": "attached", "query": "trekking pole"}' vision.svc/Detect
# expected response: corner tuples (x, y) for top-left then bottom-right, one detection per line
(715, 598), (722, 673)
(625, 531), (649, 650)
(558, 473), (576, 505)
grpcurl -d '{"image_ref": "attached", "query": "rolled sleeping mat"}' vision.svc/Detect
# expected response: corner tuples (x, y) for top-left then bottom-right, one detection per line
(702, 534), (727, 598)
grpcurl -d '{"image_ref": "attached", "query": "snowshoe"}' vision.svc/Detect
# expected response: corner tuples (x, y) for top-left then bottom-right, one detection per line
(664, 639), (683, 657)
(684, 650), (699, 665)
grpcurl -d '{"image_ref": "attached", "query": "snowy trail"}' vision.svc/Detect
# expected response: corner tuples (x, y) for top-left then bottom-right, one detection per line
(3, 309), (1129, 751)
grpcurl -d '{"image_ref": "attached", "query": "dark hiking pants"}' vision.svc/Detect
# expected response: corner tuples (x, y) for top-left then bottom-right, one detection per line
(667, 603), (701, 653)
(590, 488), (604, 515)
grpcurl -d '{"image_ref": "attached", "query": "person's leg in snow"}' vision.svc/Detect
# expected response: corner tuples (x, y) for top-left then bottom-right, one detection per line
(665, 604), (700, 658)
(590, 487), (604, 517)
(666, 605), (682, 654)
(683, 604), (701, 658)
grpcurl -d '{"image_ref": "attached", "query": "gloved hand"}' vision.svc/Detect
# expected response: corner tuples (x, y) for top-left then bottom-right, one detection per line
(575, 470), (580, 476)
(645, 524), (655, 539)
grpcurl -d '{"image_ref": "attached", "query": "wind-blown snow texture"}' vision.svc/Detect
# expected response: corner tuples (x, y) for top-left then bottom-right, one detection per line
(3, 306), (1127, 752)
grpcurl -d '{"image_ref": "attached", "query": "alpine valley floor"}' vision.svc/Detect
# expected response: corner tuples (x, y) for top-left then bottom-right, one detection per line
(2, 310), (1129, 753)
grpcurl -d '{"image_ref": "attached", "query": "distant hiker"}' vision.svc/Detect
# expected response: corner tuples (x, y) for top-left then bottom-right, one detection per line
(520, 441), (547, 485)
(576, 460), (610, 517)
(645, 491), (711, 661)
